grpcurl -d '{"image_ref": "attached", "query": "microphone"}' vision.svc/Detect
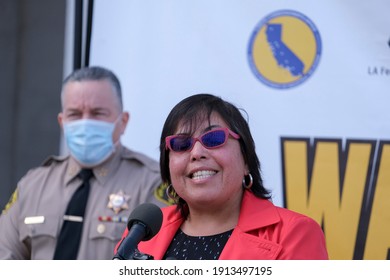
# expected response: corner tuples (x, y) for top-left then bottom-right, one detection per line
(113, 203), (163, 260)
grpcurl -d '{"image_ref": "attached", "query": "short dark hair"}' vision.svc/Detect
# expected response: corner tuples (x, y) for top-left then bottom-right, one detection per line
(61, 66), (123, 111)
(160, 93), (271, 215)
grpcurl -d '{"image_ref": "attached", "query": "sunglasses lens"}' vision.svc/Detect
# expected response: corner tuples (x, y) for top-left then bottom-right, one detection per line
(201, 130), (227, 148)
(167, 129), (231, 152)
(169, 136), (193, 152)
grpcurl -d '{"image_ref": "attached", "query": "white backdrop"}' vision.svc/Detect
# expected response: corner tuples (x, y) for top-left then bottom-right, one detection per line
(89, 0), (390, 259)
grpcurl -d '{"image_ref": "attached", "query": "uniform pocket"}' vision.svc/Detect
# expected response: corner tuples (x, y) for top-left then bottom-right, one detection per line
(19, 214), (59, 240)
(19, 214), (60, 259)
(88, 218), (127, 242)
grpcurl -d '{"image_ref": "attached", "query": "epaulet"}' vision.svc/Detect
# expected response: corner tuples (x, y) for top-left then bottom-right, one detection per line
(40, 154), (69, 166)
(121, 147), (159, 172)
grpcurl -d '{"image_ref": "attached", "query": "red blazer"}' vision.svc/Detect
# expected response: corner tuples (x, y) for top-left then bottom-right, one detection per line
(115, 191), (329, 260)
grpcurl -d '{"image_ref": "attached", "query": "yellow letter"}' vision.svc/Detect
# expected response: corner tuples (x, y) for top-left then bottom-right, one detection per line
(283, 138), (374, 259)
(364, 142), (390, 259)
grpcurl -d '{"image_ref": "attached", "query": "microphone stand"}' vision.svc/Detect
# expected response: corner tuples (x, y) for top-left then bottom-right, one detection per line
(132, 249), (154, 260)
(113, 248), (154, 260)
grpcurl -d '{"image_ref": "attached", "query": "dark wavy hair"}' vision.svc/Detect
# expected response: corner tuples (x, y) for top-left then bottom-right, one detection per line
(160, 93), (271, 216)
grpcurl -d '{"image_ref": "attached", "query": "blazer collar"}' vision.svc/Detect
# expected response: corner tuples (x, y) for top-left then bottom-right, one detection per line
(161, 191), (281, 233)
(236, 191), (280, 232)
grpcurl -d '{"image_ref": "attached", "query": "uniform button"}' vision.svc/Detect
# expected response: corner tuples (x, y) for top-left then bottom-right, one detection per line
(97, 223), (106, 234)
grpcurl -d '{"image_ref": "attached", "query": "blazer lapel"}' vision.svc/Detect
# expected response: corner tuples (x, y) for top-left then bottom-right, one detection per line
(219, 191), (283, 260)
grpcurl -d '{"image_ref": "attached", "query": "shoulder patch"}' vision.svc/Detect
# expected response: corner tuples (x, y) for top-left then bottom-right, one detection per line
(2, 189), (18, 215)
(154, 183), (175, 206)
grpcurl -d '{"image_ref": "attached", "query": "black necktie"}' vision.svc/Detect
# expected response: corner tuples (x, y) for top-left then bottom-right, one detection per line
(53, 169), (93, 259)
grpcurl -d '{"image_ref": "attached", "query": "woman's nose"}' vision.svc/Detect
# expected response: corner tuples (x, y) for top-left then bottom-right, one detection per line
(190, 140), (207, 161)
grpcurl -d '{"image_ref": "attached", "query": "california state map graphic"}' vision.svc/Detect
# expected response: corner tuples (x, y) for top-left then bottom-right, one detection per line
(266, 23), (304, 77)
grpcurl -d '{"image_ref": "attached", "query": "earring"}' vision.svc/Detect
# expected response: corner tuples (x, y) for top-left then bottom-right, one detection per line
(166, 184), (178, 202)
(242, 173), (253, 189)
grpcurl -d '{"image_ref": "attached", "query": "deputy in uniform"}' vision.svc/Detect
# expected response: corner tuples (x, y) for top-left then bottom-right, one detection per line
(0, 66), (169, 259)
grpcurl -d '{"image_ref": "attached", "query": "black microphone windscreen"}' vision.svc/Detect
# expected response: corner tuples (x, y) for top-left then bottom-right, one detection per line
(127, 203), (163, 241)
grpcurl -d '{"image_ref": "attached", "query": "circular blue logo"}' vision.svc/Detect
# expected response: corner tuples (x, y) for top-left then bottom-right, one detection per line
(248, 10), (322, 89)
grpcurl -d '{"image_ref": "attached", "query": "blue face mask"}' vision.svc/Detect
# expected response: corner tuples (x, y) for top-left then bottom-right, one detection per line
(64, 119), (116, 167)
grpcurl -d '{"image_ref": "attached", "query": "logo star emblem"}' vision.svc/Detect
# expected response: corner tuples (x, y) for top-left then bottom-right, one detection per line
(107, 190), (130, 214)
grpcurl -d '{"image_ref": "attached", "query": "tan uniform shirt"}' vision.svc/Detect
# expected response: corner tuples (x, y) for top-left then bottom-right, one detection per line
(0, 144), (169, 259)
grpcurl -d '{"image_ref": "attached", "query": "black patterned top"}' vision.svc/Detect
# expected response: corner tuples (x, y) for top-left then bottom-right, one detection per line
(163, 228), (233, 260)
